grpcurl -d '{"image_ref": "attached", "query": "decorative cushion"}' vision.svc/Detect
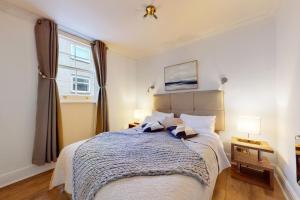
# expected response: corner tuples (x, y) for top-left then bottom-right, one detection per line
(173, 118), (184, 125)
(167, 125), (198, 139)
(142, 121), (164, 132)
(142, 114), (174, 129)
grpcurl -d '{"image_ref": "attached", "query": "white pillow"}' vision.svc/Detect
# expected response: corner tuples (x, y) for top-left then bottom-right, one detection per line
(151, 111), (175, 127)
(142, 115), (165, 124)
(152, 111), (174, 118)
(180, 114), (216, 133)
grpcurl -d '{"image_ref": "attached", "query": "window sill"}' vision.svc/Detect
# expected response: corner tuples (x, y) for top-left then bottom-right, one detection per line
(60, 100), (96, 104)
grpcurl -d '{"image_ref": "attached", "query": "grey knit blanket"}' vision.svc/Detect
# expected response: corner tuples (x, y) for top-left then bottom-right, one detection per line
(72, 132), (210, 200)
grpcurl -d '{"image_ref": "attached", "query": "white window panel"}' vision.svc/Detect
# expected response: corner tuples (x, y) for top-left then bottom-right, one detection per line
(71, 44), (91, 63)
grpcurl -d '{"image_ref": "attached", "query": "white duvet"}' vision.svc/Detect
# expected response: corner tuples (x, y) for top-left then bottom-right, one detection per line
(50, 129), (230, 200)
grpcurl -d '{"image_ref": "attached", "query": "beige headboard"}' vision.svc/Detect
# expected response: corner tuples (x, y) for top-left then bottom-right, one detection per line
(153, 90), (225, 132)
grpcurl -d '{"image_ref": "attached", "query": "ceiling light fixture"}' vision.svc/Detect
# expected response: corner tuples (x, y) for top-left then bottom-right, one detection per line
(144, 5), (158, 19)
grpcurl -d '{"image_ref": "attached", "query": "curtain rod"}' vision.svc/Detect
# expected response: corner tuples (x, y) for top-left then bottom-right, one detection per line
(58, 24), (95, 43)
(58, 24), (109, 50)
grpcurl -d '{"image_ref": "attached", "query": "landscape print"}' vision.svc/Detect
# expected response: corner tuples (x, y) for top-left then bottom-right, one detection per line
(164, 60), (198, 91)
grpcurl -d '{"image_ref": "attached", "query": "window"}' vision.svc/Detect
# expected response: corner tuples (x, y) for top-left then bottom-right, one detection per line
(72, 75), (90, 93)
(56, 32), (96, 101)
(71, 45), (91, 63)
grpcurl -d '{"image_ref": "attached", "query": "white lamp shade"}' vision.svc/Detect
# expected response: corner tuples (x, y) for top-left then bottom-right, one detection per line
(237, 116), (261, 135)
(133, 109), (145, 122)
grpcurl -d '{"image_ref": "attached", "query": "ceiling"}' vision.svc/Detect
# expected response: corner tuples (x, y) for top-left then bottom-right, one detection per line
(7, 0), (280, 59)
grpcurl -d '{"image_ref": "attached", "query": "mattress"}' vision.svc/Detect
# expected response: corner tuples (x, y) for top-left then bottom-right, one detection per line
(50, 128), (230, 200)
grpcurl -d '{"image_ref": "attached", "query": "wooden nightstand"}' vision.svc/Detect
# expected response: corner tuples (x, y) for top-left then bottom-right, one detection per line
(128, 122), (140, 128)
(231, 137), (274, 190)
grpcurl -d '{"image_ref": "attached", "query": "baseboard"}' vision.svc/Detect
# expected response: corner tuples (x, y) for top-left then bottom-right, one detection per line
(275, 166), (300, 200)
(0, 163), (55, 188)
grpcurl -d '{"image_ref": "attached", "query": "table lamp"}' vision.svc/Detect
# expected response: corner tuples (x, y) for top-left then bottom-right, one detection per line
(133, 109), (145, 124)
(237, 116), (261, 138)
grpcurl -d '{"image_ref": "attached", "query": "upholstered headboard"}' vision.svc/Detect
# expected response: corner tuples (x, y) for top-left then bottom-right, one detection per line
(153, 90), (225, 132)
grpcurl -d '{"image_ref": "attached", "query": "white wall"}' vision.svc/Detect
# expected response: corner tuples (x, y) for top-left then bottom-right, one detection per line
(0, 8), (137, 187)
(276, 0), (300, 198)
(107, 51), (137, 131)
(0, 8), (55, 187)
(136, 18), (277, 157)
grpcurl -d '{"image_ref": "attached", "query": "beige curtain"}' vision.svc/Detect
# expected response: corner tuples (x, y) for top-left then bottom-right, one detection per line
(91, 40), (109, 134)
(32, 19), (62, 165)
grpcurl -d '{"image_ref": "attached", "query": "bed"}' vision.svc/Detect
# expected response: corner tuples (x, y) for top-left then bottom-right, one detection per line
(50, 90), (230, 200)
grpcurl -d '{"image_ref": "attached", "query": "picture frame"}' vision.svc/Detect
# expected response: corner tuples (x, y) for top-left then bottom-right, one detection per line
(164, 60), (198, 91)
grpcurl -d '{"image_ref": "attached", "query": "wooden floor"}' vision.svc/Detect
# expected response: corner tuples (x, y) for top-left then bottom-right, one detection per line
(212, 169), (286, 200)
(0, 168), (286, 200)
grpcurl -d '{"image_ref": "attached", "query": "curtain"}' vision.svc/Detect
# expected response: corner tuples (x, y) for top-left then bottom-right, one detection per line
(91, 40), (109, 133)
(32, 19), (62, 165)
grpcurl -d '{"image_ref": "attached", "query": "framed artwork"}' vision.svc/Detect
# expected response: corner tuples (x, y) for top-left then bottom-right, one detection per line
(164, 60), (198, 91)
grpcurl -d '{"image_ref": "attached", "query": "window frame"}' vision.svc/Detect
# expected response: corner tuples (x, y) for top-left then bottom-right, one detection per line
(71, 74), (91, 94)
(57, 30), (97, 103)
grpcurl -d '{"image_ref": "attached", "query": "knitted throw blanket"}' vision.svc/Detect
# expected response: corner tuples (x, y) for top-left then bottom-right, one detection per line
(72, 132), (210, 200)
